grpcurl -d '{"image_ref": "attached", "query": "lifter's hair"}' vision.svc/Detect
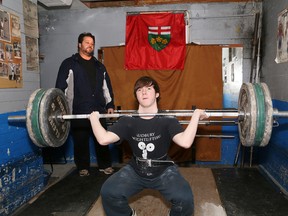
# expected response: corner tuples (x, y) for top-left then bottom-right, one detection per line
(134, 76), (160, 102)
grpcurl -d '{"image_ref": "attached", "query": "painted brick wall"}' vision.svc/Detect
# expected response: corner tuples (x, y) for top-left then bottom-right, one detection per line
(260, 0), (288, 195)
(259, 100), (288, 194)
(0, 111), (45, 215)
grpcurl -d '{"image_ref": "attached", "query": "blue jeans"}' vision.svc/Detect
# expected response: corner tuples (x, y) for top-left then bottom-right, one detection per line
(101, 164), (194, 216)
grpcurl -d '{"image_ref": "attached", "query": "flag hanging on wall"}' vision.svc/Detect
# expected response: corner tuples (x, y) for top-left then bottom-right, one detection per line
(125, 12), (186, 70)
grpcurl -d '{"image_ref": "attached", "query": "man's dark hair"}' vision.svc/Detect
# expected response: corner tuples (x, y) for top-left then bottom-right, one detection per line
(134, 76), (160, 101)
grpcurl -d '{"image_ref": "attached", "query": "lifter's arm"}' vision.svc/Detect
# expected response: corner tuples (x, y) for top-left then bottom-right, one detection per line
(89, 111), (120, 145)
(173, 109), (209, 149)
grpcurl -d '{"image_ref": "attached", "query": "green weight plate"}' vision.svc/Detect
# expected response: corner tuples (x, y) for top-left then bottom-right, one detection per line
(253, 83), (266, 146)
(238, 83), (257, 146)
(259, 83), (273, 147)
(38, 88), (70, 147)
(26, 89), (49, 147)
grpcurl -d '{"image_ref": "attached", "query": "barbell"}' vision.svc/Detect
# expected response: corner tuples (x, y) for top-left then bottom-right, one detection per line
(7, 82), (287, 148)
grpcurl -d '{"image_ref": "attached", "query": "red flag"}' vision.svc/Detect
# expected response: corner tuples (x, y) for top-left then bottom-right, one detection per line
(125, 12), (186, 70)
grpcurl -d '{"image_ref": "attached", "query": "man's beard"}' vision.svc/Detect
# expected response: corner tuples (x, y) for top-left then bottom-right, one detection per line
(85, 49), (94, 56)
(82, 47), (94, 56)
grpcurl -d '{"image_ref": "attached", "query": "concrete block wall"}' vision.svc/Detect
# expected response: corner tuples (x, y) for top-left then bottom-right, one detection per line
(0, 0), (45, 214)
(0, 111), (45, 216)
(258, 0), (288, 195)
(259, 100), (288, 194)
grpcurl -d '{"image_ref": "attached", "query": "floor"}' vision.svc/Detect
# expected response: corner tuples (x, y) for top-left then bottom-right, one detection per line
(12, 163), (288, 216)
(87, 166), (226, 216)
(21, 163), (225, 216)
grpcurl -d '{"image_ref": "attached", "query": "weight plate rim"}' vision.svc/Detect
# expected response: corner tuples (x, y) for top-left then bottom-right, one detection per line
(30, 89), (49, 147)
(260, 83), (273, 147)
(26, 89), (48, 147)
(238, 83), (257, 146)
(253, 83), (266, 146)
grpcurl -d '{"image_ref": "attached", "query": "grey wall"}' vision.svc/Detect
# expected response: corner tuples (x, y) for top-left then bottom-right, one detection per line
(38, 1), (261, 89)
(0, 0), (40, 114)
(261, 1), (288, 101)
(0, 1), (263, 114)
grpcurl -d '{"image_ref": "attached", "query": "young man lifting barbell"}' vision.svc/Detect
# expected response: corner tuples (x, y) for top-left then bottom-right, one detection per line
(89, 76), (209, 216)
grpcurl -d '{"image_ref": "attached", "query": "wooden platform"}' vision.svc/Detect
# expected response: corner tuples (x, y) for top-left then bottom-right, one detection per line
(87, 167), (227, 216)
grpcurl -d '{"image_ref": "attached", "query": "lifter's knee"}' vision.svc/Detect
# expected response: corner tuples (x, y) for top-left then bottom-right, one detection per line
(170, 190), (194, 215)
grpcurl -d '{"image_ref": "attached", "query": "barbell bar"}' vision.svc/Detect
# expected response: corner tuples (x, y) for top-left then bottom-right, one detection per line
(6, 82), (287, 148)
(59, 111), (240, 120)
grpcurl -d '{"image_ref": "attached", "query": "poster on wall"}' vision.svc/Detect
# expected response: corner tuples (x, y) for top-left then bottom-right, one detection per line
(23, 0), (39, 73)
(25, 36), (39, 71)
(276, 8), (288, 63)
(0, 8), (22, 88)
(23, 0), (38, 38)
(11, 14), (21, 38)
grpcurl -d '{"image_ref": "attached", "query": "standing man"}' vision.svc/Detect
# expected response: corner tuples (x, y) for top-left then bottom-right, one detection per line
(89, 76), (209, 216)
(56, 32), (115, 177)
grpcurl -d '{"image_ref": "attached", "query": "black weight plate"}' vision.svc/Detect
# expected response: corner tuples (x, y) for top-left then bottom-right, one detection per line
(38, 88), (70, 147)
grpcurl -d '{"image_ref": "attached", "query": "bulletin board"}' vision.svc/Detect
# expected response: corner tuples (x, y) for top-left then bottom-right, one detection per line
(0, 8), (22, 88)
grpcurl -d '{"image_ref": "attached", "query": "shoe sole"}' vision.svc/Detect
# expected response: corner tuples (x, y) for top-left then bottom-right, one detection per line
(99, 169), (114, 175)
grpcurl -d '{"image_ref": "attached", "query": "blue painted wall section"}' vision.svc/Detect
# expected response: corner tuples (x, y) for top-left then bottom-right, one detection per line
(259, 100), (288, 194)
(0, 111), (45, 216)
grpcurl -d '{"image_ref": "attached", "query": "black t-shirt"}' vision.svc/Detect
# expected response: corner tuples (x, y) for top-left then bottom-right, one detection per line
(78, 56), (97, 91)
(108, 115), (184, 178)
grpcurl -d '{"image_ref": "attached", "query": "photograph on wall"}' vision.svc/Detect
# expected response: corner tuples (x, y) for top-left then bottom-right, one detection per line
(0, 8), (22, 88)
(5, 43), (13, 62)
(0, 41), (4, 60)
(25, 36), (39, 71)
(23, 0), (39, 38)
(11, 14), (21, 38)
(0, 10), (10, 42)
(9, 63), (21, 81)
(0, 62), (5, 77)
(276, 8), (288, 63)
(13, 40), (21, 58)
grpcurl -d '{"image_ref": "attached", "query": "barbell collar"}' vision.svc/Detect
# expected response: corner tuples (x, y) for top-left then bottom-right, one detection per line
(8, 115), (26, 122)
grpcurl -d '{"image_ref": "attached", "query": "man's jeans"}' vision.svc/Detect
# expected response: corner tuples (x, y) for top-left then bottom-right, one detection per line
(101, 164), (194, 216)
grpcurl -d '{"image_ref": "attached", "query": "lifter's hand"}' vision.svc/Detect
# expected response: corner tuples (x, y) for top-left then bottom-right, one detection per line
(89, 111), (100, 122)
(193, 109), (210, 120)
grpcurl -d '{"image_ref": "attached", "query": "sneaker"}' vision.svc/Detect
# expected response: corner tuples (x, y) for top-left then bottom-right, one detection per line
(99, 167), (114, 175)
(79, 169), (90, 177)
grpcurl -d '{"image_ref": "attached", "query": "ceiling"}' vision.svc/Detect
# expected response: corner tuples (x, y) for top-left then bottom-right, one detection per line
(80, 0), (257, 8)
(38, 0), (259, 9)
